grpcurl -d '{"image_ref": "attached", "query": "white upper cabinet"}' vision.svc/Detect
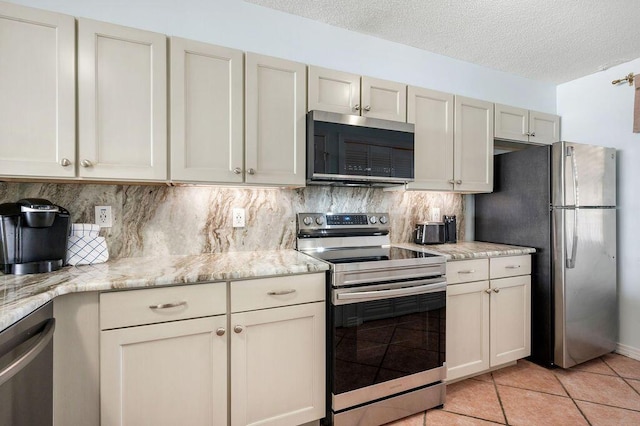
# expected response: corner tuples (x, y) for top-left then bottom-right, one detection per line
(308, 66), (360, 116)
(0, 2), (75, 178)
(406, 86), (454, 191)
(245, 53), (306, 186)
(170, 37), (244, 184)
(454, 96), (494, 192)
(529, 110), (560, 144)
(495, 103), (560, 145)
(78, 18), (167, 181)
(308, 66), (407, 122)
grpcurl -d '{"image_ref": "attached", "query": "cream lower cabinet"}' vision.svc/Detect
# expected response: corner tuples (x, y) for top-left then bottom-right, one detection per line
(100, 283), (227, 426)
(495, 103), (560, 145)
(446, 256), (531, 381)
(0, 2), (75, 178)
(230, 274), (326, 426)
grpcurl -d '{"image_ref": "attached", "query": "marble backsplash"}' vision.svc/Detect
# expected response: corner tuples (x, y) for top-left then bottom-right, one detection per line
(0, 182), (464, 259)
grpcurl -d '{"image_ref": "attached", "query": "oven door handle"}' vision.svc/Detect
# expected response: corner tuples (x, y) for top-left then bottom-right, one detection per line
(336, 281), (446, 303)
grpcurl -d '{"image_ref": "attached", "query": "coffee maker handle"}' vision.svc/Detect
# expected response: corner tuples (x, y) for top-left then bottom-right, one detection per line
(414, 226), (422, 241)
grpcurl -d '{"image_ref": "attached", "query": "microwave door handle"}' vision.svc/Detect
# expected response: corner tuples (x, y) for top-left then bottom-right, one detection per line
(336, 281), (446, 303)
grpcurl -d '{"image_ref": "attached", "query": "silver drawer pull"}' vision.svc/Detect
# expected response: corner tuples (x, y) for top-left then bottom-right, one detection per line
(505, 265), (521, 269)
(148, 301), (187, 310)
(267, 289), (297, 296)
(458, 270), (476, 274)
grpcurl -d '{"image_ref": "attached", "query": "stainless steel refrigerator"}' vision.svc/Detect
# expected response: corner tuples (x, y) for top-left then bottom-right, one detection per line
(475, 141), (617, 368)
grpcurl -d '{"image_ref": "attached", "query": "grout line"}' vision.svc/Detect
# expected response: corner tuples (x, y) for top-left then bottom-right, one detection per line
(490, 372), (510, 425)
(572, 397), (640, 414)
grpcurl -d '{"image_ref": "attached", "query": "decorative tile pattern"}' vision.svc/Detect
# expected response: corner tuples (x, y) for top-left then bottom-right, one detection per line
(387, 355), (640, 426)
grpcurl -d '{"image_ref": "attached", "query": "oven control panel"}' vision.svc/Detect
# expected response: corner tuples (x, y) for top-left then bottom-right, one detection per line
(297, 213), (389, 230)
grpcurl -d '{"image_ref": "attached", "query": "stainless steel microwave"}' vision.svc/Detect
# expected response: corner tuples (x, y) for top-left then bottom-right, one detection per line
(306, 110), (415, 186)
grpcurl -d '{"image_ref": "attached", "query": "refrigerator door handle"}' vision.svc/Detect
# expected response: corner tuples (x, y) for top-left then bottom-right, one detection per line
(566, 145), (579, 206)
(566, 208), (578, 269)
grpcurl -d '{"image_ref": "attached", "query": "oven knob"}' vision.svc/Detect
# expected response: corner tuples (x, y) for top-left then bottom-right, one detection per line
(303, 216), (313, 226)
(315, 216), (324, 225)
(369, 216), (377, 224)
(379, 216), (388, 225)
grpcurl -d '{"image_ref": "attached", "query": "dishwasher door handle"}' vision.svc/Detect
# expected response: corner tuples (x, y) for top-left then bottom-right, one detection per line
(0, 318), (55, 387)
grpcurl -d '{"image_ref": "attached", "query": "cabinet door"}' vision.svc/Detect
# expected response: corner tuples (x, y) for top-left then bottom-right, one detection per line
(454, 96), (494, 192)
(101, 316), (227, 426)
(231, 302), (325, 426)
(446, 281), (490, 381)
(529, 110), (560, 145)
(245, 53), (306, 186)
(361, 76), (407, 122)
(308, 66), (360, 115)
(0, 2), (75, 178)
(494, 103), (529, 142)
(170, 37), (243, 183)
(490, 275), (531, 366)
(78, 19), (167, 181)
(406, 86), (454, 190)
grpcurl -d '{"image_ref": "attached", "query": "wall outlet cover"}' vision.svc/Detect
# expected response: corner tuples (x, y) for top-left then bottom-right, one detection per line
(232, 207), (245, 228)
(95, 205), (113, 228)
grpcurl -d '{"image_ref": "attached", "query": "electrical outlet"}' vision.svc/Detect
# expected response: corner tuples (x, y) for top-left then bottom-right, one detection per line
(232, 208), (245, 228)
(95, 206), (113, 228)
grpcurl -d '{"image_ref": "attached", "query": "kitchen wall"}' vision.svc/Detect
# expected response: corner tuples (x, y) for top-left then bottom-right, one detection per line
(0, 183), (464, 258)
(557, 57), (640, 358)
(9, 0), (557, 113)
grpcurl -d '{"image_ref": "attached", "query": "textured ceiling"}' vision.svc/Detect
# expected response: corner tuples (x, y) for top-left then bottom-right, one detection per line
(244, 0), (640, 84)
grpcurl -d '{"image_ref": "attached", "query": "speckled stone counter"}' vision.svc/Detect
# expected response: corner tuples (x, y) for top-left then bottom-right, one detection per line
(395, 241), (536, 260)
(0, 250), (329, 332)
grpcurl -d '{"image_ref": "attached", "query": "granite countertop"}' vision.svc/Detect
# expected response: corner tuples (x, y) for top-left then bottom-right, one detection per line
(395, 241), (536, 260)
(0, 250), (329, 332)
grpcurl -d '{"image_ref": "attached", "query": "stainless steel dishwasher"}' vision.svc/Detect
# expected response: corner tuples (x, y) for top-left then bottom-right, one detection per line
(0, 301), (55, 426)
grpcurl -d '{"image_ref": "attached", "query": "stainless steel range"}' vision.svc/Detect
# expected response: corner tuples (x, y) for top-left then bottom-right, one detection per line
(296, 213), (447, 426)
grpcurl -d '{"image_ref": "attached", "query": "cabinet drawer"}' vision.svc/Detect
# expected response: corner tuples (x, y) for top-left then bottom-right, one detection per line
(446, 259), (489, 285)
(231, 273), (325, 313)
(100, 282), (226, 330)
(490, 255), (531, 279)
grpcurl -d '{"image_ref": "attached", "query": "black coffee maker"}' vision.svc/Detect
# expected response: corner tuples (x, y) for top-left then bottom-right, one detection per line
(0, 199), (70, 274)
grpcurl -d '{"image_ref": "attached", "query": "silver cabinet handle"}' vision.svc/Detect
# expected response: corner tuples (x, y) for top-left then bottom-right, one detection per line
(216, 327), (226, 336)
(448, 179), (455, 184)
(455, 180), (462, 184)
(505, 265), (521, 269)
(80, 159), (93, 168)
(0, 318), (55, 387)
(485, 288), (492, 294)
(234, 325), (244, 334)
(60, 158), (71, 167)
(267, 289), (296, 296)
(530, 132), (536, 137)
(363, 105), (371, 112)
(247, 168), (255, 175)
(353, 104), (361, 111)
(493, 288), (500, 293)
(233, 167), (242, 174)
(458, 270), (476, 274)
(148, 301), (187, 310)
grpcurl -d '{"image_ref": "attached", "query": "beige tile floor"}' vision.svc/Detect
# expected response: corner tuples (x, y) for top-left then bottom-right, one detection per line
(387, 353), (640, 425)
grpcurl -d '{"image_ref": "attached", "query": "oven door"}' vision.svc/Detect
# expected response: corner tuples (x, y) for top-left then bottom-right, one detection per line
(330, 278), (446, 412)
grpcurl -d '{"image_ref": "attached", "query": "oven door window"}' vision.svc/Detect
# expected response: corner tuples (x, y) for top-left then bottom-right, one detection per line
(332, 291), (445, 395)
